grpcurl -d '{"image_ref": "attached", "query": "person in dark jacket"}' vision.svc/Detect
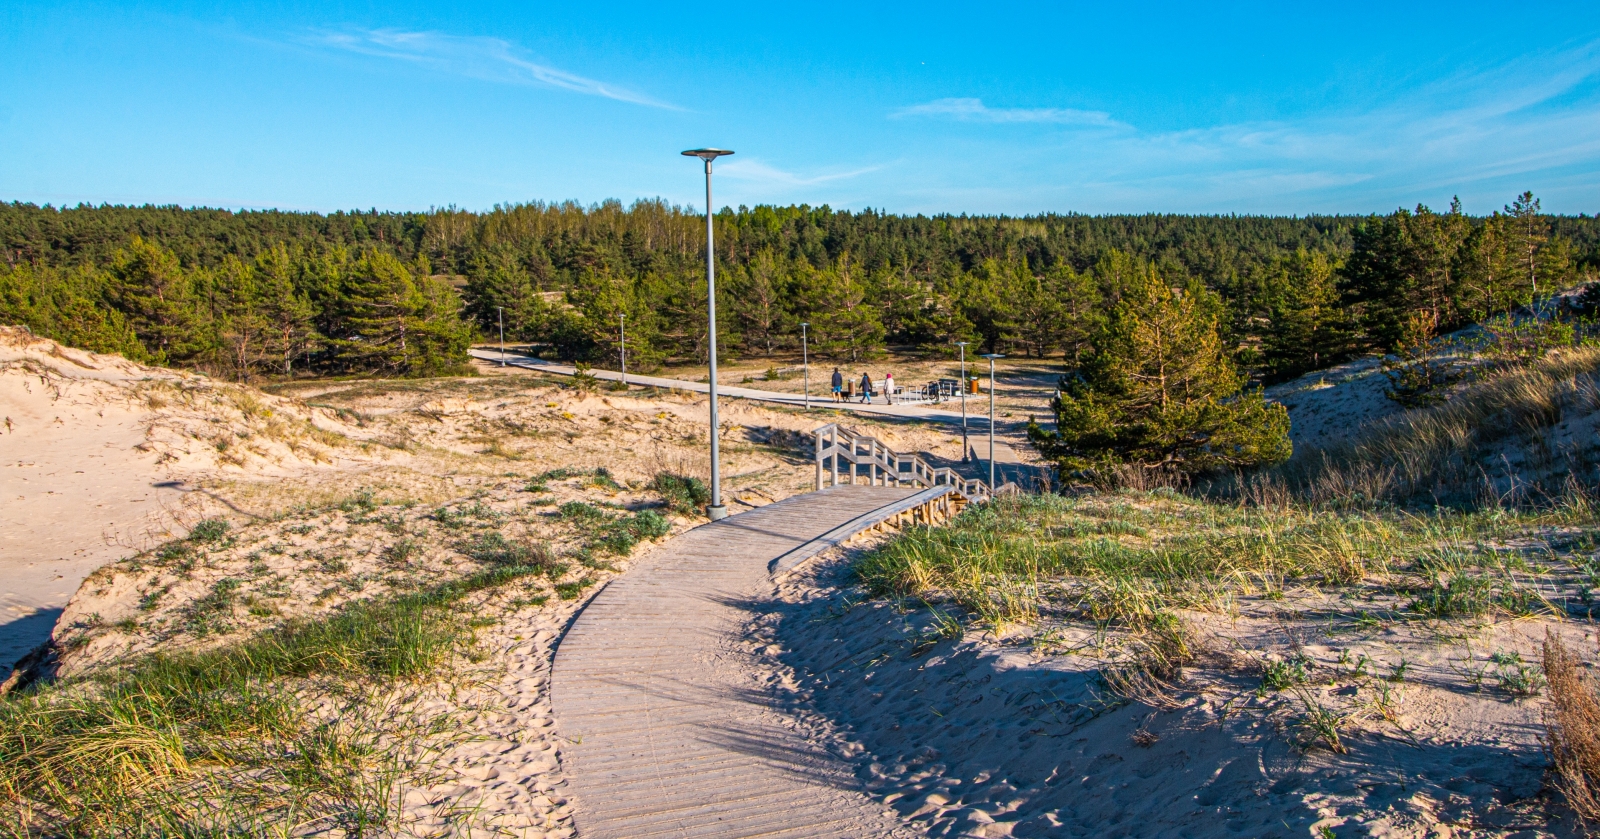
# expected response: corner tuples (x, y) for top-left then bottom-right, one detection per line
(859, 372), (872, 404)
(831, 367), (844, 402)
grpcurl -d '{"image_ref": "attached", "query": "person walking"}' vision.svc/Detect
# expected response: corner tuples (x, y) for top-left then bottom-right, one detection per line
(830, 367), (844, 402)
(859, 372), (872, 404)
(883, 371), (895, 405)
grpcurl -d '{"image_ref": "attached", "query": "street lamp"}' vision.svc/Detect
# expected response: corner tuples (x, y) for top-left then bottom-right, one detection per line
(682, 147), (734, 521)
(619, 312), (626, 388)
(497, 306), (506, 367)
(800, 322), (809, 412)
(955, 341), (969, 462)
(980, 353), (1004, 492)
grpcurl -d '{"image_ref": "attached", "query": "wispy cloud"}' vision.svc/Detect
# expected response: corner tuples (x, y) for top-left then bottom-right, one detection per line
(892, 40), (1600, 213)
(716, 158), (886, 188)
(307, 28), (677, 109)
(892, 97), (1126, 128)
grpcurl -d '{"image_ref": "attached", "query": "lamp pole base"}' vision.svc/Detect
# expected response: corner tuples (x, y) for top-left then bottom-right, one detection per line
(706, 504), (729, 521)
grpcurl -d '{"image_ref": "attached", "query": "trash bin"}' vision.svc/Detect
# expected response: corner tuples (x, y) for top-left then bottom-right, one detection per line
(966, 377), (980, 395)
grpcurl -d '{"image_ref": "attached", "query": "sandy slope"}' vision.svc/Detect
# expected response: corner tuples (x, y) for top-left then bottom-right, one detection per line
(1267, 356), (1405, 453)
(740, 542), (1585, 838)
(0, 327), (366, 666)
(8, 327), (965, 676)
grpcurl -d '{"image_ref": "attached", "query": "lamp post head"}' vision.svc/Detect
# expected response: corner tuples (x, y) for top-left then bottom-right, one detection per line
(682, 148), (734, 162)
(954, 341), (969, 346)
(980, 353), (1005, 360)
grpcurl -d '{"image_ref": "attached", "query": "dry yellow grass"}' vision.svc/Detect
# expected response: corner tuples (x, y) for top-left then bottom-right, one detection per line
(1544, 630), (1600, 826)
(1247, 346), (1600, 508)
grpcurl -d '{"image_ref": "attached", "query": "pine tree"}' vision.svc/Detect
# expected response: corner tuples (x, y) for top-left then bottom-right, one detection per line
(567, 266), (664, 369)
(728, 249), (790, 356)
(108, 237), (203, 364)
(217, 255), (269, 380)
(1049, 265), (1100, 363)
(1380, 310), (1463, 407)
(1343, 204), (1471, 349)
(1014, 270), (1066, 358)
(1505, 191), (1548, 298)
(959, 259), (1025, 354)
(1261, 249), (1350, 381)
(1029, 264), (1290, 475)
(0, 263), (146, 359)
(1453, 212), (1523, 319)
(327, 251), (472, 376)
(252, 246), (317, 376)
(807, 256), (885, 362)
(464, 243), (548, 342)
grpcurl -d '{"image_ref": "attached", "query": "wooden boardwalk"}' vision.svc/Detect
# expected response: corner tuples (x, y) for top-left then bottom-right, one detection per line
(551, 486), (925, 839)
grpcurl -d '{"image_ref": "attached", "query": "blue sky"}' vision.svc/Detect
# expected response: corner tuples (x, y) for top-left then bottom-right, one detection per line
(3, 1), (1599, 216)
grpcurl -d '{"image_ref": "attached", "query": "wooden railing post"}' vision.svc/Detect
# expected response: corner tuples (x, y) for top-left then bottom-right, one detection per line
(831, 427), (839, 487)
(815, 428), (824, 490)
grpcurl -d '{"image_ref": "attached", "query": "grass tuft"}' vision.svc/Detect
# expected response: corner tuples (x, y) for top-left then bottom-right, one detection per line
(0, 563), (543, 834)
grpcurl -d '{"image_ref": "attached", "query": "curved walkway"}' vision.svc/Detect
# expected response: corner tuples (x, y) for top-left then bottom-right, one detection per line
(551, 486), (926, 839)
(470, 348), (964, 423)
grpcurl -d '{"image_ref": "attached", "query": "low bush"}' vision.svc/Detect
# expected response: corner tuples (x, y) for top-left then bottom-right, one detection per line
(188, 518), (231, 544)
(1544, 632), (1600, 825)
(650, 473), (711, 515)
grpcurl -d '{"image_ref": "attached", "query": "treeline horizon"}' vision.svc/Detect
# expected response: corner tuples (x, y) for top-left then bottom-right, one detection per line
(2, 196), (1597, 382)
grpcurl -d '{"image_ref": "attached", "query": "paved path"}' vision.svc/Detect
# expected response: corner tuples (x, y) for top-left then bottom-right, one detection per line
(551, 486), (926, 839)
(470, 348), (967, 423)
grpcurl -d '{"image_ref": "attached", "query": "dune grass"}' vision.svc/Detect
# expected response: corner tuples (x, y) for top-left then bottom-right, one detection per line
(0, 563), (545, 836)
(856, 491), (1583, 631)
(1244, 346), (1600, 509)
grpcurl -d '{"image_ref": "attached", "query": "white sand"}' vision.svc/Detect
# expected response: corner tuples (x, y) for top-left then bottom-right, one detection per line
(736, 544), (1585, 838)
(0, 327), (366, 665)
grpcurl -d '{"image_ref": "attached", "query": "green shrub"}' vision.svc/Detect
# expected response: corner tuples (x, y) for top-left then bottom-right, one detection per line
(650, 473), (711, 514)
(1259, 653), (1312, 693)
(188, 518), (231, 543)
(597, 510), (670, 555)
(558, 501), (609, 523)
(589, 468), (623, 492)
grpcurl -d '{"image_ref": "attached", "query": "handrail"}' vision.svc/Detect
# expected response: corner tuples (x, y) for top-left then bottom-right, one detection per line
(812, 423), (1006, 500)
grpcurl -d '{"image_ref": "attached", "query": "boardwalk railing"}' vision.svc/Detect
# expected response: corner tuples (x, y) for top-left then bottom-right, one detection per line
(813, 423), (1011, 499)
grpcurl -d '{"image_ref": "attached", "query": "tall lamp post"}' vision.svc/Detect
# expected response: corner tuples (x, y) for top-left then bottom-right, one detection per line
(497, 306), (506, 367)
(682, 147), (735, 521)
(800, 322), (810, 412)
(619, 312), (627, 388)
(955, 341), (969, 462)
(980, 353), (1004, 492)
